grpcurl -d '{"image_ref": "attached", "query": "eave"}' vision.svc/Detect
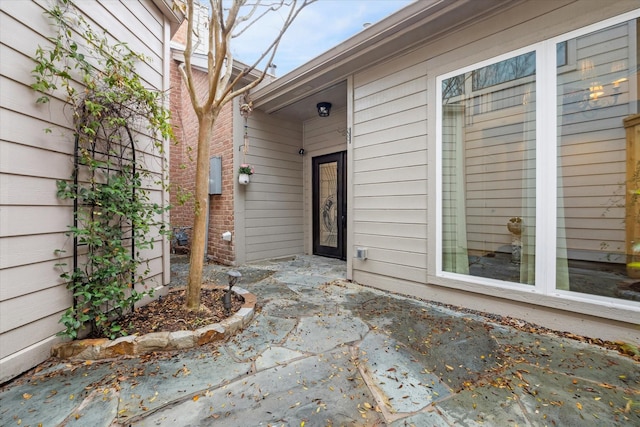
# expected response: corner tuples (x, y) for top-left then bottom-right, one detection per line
(252, 0), (520, 120)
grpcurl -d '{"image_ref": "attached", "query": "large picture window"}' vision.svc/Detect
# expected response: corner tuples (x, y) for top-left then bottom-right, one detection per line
(437, 13), (640, 307)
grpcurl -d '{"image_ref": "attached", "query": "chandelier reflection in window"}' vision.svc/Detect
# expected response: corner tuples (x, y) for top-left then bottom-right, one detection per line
(577, 59), (627, 116)
(578, 78), (626, 114)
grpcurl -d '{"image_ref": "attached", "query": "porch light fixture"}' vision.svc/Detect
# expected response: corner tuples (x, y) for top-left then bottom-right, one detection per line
(317, 102), (332, 117)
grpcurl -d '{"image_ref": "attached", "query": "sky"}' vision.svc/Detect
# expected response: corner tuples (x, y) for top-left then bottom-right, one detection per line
(229, 0), (414, 76)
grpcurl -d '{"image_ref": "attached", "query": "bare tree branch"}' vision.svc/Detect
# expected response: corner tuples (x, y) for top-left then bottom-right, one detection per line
(181, 1), (203, 117)
(178, 0), (316, 310)
(233, 1), (286, 39)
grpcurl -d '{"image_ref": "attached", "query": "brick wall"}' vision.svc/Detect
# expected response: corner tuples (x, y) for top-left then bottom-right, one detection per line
(169, 56), (236, 265)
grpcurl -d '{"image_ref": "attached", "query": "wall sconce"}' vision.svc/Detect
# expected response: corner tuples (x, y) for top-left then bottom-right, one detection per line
(298, 148), (305, 156)
(317, 102), (332, 117)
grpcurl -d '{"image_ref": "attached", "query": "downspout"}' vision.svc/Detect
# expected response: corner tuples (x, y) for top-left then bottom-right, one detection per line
(161, 14), (172, 285)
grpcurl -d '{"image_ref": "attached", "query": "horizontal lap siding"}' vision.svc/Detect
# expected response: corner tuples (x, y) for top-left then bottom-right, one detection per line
(353, 0), (639, 341)
(352, 60), (428, 284)
(0, 0), (170, 383)
(243, 111), (304, 261)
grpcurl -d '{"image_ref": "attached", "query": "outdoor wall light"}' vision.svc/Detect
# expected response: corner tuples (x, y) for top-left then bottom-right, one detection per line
(317, 102), (332, 117)
(224, 270), (242, 315)
(298, 148), (305, 156)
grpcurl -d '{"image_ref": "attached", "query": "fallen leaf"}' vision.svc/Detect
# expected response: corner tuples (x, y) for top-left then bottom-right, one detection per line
(193, 395), (199, 401)
(576, 402), (582, 410)
(22, 393), (32, 400)
(445, 365), (454, 371)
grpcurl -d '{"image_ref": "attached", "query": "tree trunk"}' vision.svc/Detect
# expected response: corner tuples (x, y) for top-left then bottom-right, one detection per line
(185, 112), (214, 311)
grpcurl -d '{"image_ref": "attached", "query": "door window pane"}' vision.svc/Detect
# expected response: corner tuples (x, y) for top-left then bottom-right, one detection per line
(556, 19), (639, 300)
(442, 53), (537, 284)
(319, 161), (338, 248)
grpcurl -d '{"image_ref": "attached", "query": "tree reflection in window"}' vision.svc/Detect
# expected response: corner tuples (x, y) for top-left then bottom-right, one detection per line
(473, 51), (535, 91)
(444, 43), (567, 102)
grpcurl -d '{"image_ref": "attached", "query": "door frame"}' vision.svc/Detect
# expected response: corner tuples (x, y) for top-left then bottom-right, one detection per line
(312, 151), (347, 260)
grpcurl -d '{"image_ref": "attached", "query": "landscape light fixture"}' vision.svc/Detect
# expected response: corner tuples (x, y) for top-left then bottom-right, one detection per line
(224, 270), (242, 315)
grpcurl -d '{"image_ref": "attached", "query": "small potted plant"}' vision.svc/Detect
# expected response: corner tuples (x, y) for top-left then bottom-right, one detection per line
(238, 163), (254, 185)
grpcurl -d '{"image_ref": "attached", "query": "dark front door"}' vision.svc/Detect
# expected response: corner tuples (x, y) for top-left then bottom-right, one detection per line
(313, 152), (346, 260)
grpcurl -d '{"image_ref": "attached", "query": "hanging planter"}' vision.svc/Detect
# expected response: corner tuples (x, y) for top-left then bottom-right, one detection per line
(238, 164), (254, 185)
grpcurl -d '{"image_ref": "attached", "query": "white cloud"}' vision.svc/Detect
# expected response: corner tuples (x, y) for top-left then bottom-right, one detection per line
(230, 0), (414, 75)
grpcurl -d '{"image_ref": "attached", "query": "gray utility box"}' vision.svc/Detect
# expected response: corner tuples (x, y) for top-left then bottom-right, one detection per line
(209, 156), (222, 195)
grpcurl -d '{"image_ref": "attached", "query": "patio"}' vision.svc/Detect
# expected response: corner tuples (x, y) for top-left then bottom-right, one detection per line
(1, 255), (638, 426)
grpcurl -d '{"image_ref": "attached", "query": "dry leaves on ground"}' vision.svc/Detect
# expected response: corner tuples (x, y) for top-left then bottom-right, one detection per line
(119, 286), (243, 335)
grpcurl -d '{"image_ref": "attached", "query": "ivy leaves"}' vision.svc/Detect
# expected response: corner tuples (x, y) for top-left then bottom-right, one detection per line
(33, 0), (172, 340)
(56, 165), (167, 339)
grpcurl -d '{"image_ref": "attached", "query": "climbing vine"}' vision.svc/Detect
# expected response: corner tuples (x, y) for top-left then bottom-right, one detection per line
(32, 0), (172, 339)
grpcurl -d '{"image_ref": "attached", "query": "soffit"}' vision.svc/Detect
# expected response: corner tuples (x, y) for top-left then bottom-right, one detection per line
(151, 0), (184, 35)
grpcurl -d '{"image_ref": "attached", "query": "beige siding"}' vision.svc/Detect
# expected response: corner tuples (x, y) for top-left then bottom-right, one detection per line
(239, 111), (304, 261)
(346, 0), (639, 339)
(352, 60), (428, 284)
(0, 0), (172, 383)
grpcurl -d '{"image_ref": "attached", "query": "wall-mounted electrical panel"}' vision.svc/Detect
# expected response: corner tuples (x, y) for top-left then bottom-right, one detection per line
(209, 156), (222, 195)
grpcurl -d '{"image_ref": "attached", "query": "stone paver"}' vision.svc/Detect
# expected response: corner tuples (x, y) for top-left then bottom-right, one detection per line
(135, 348), (386, 427)
(282, 313), (369, 354)
(358, 331), (452, 414)
(1, 255), (638, 427)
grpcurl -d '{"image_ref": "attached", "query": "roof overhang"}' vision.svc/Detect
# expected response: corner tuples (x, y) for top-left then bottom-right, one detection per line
(152, 0), (185, 36)
(252, 0), (519, 121)
(170, 42), (267, 87)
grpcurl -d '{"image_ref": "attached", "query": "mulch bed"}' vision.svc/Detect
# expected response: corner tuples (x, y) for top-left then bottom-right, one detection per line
(119, 286), (244, 335)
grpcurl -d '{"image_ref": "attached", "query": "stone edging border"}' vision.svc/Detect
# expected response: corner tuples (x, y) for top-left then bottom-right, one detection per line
(50, 286), (256, 360)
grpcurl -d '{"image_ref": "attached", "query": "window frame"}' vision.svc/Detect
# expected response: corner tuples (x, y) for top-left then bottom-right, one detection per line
(433, 9), (640, 314)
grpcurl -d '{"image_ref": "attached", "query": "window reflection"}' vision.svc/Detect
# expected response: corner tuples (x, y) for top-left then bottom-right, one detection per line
(557, 19), (639, 300)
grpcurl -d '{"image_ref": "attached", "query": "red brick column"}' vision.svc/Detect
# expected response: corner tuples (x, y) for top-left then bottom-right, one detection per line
(169, 56), (236, 265)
